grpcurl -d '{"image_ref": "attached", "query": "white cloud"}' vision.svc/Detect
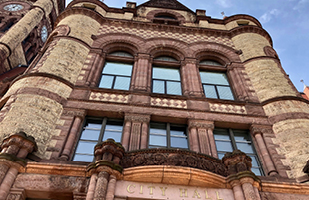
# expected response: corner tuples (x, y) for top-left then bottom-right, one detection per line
(259, 9), (280, 24)
(216, 0), (232, 8)
(293, 0), (309, 11)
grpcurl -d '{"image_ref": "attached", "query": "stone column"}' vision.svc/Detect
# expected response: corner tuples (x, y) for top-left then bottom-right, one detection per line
(188, 120), (215, 156)
(227, 63), (248, 101)
(60, 110), (86, 160)
(250, 125), (278, 176)
(86, 139), (125, 200)
(181, 58), (203, 97)
(223, 150), (261, 200)
(88, 51), (105, 87)
(124, 113), (150, 151)
(132, 54), (150, 91)
(0, 132), (37, 200)
(0, 0), (54, 67)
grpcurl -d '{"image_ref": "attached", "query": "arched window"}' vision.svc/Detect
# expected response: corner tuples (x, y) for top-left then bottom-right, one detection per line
(152, 55), (182, 95)
(199, 59), (234, 100)
(98, 51), (133, 90)
(155, 14), (177, 20)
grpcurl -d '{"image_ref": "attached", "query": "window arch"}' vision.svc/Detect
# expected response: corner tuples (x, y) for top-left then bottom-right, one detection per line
(152, 55), (182, 95)
(98, 51), (134, 90)
(154, 13), (177, 20)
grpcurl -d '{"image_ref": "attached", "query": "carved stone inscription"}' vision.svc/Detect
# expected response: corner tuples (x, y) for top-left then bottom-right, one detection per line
(115, 181), (234, 200)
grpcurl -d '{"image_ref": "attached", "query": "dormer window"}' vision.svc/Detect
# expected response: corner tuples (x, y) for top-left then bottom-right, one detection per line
(153, 13), (179, 26)
(237, 21), (249, 26)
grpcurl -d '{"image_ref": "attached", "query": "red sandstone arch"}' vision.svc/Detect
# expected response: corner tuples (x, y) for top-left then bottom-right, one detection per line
(91, 33), (144, 54)
(145, 38), (190, 60)
(190, 42), (242, 63)
(146, 9), (186, 24)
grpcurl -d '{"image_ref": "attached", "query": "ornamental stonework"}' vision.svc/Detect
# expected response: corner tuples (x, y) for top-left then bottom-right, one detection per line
(209, 103), (247, 114)
(89, 92), (129, 103)
(151, 97), (187, 109)
(98, 24), (235, 48)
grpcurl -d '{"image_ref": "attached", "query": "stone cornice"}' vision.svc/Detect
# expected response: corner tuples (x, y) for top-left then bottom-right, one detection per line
(262, 96), (309, 106)
(55, 7), (272, 46)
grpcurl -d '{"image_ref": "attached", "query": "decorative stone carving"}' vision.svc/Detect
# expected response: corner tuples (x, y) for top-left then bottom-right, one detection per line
(121, 148), (228, 177)
(188, 120), (214, 129)
(222, 150), (252, 175)
(1, 131), (37, 157)
(125, 114), (150, 123)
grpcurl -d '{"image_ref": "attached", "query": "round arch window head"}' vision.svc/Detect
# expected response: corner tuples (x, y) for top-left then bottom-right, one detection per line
(41, 25), (48, 42)
(3, 4), (24, 11)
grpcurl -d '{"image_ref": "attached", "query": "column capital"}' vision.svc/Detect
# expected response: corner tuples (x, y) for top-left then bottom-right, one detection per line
(188, 119), (214, 129)
(222, 150), (252, 175)
(250, 124), (272, 136)
(125, 113), (150, 123)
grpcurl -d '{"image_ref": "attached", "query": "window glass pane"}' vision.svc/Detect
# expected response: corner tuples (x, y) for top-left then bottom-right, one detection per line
(106, 123), (123, 131)
(153, 67), (180, 81)
(215, 141), (233, 152)
(251, 167), (262, 176)
(99, 75), (114, 88)
(153, 80), (165, 94)
(200, 71), (229, 85)
(203, 85), (218, 98)
(103, 130), (122, 142)
(217, 86), (234, 100)
(114, 76), (131, 90)
(170, 129), (186, 136)
(150, 127), (166, 135)
(75, 141), (96, 154)
(233, 131), (251, 142)
(250, 156), (259, 167)
(85, 119), (102, 129)
(154, 56), (177, 62)
(80, 129), (100, 140)
(73, 154), (94, 162)
(109, 51), (133, 57)
(236, 142), (254, 154)
(166, 81), (182, 95)
(103, 62), (132, 76)
(214, 129), (230, 140)
(218, 153), (225, 160)
(149, 135), (167, 147)
(171, 137), (188, 148)
(200, 60), (222, 66)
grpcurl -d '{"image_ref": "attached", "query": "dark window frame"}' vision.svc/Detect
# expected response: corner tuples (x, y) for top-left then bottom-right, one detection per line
(151, 56), (183, 95)
(199, 60), (235, 100)
(149, 122), (189, 149)
(72, 117), (124, 162)
(214, 128), (264, 176)
(98, 51), (134, 91)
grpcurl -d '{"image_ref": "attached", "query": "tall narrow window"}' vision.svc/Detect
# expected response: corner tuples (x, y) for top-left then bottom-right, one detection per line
(149, 122), (188, 149)
(152, 56), (182, 95)
(99, 51), (133, 90)
(214, 128), (263, 176)
(200, 71), (234, 100)
(73, 118), (123, 162)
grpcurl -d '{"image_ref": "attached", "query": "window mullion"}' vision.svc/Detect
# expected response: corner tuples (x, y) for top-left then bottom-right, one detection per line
(98, 118), (107, 142)
(229, 129), (237, 150)
(167, 123), (170, 148)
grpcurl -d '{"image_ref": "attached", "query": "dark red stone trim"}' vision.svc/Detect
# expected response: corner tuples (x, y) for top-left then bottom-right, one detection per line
(10, 72), (74, 89)
(262, 96), (309, 106)
(224, 14), (262, 27)
(269, 112), (309, 124)
(14, 87), (67, 104)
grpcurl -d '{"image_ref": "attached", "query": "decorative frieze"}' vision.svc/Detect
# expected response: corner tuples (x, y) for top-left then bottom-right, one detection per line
(151, 97), (187, 109)
(89, 92), (129, 103)
(209, 103), (247, 114)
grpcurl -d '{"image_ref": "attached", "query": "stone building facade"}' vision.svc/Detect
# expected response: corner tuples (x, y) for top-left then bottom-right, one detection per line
(0, 0), (309, 199)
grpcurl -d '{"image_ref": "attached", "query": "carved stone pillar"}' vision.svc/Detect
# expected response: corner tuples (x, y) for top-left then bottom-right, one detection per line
(181, 59), (203, 97)
(87, 51), (105, 87)
(0, 132), (37, 199)
(86, 139), (125, 200)
(223, 150), (261, 200)
(60, 110), (86, 160)
(250, 125), (278, 176)
(188, 120), (215, 156)
(132, 54), (151, 91)
(5, 188), (26, 200)
(124, 113), (150, 151)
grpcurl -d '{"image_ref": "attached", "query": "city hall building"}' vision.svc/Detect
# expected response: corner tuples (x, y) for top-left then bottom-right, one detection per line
(0, 0), (308, 199)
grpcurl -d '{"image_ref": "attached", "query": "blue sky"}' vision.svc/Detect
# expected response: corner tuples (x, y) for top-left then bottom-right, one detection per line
(66, 0), (309, 92)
